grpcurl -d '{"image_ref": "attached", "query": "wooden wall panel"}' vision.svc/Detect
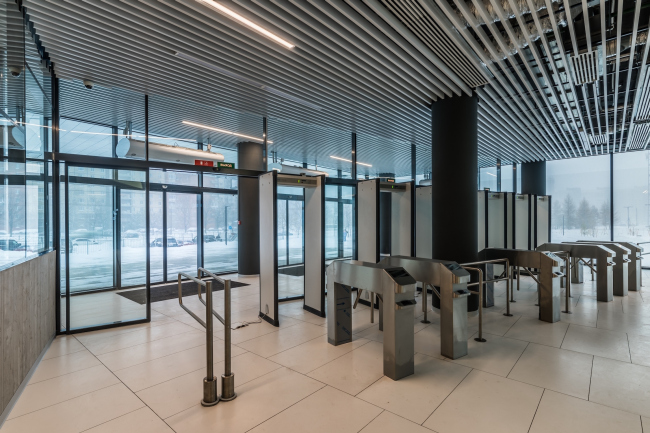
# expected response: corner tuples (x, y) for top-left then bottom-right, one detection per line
(0, 252), (56, 417)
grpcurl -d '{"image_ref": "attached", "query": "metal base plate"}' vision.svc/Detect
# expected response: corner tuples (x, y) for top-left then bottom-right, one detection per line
(220, 393), (237, 402)
(201, 399), (219, 407)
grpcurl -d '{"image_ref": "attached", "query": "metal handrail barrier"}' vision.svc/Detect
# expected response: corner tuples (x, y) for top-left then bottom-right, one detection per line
(463, 266), (486, 342)
(579, 258), (598, 275)
(177, 272), (218, 407)
(198, 267), (237, 402)
(462, 258), (512, 317)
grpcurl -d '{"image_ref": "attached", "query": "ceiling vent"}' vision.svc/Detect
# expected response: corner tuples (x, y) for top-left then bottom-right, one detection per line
(570, 51), (600, 85)
(588, 133), (608, 145)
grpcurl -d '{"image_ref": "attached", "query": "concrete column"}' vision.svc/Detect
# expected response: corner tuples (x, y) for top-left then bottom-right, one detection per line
(431, 93), (478, 263)
(521, 161), (546, 196)
(237, 141), (265, 275)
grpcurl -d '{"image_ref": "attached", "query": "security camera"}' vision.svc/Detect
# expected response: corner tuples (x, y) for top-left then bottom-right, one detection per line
(82, 80), (94, 89)
(8, 66), (21, 77)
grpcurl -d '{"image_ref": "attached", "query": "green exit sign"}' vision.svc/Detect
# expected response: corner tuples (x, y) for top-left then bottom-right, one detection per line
(218, 162), (235, 169)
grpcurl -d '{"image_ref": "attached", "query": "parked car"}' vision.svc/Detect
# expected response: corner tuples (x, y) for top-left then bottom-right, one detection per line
(0, 239), (21, 251)
(192, 235), (217, 243)
(71, 238), (99, 247)
(150, 237), (179, 247)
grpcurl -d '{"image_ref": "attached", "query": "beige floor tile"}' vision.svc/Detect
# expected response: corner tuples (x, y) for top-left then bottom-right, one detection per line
(114, 340), (246, 392)
(230, 319), (299, 344)
(137, 352), (282, 419)
(529, 390), (642, 433)
(74, 319), (178, 345)
(97, 330), (206, 371)
(357, 353), (471, 423)
(81, 321), (198, 355)
(236, 322), (326, 358)
(0, 384), (144, 433)
(504, 316), (570, 347)
(308, 341), (385, 395)
(359, 411), (433, 433)
(29, 349), (101, 384)
(590, 356), (650, 418)
(508, 343), (593, 399)
(42, 335), (86, 360)
(448, 333), (529, 377)
(9, 364), (120, 419)
(559, 308), (598, 328)
(597, 309), (650, 337)
(468, 311), (521, 337)
(561, 324), (631, 362)
(414, 323), (446, 359)
(248, 386), (382, 433)
(423, 370), (543, 433)
(165, 368), (324, 433)
(354, 315), (430, 344)
(628, 334), (650, 367)
(268, 334), (370, 374)
(84, 407), (174, 433)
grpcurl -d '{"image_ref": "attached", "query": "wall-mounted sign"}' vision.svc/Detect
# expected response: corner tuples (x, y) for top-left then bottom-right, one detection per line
(218, 162), (235, 169)
(195, 160), (213, 167)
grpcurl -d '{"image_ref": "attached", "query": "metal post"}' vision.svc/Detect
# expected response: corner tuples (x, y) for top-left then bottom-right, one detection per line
(475, 269), (485, 342)
(421, 284), (430, 324)
(504, 264), (512, 317)
(202, 280), (218, 407)
(370, 292), (375, 323)
(221, 279), (236, 401)
(563, 254), (572, 314)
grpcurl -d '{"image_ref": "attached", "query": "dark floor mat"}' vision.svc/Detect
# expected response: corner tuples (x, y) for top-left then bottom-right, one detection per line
(117, 278), (249, 304)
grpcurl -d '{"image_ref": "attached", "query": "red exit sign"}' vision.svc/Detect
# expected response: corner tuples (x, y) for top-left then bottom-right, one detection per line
(195, 160), (214, 167)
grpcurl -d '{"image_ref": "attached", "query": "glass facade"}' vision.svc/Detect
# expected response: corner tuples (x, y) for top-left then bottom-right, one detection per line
(547, 155), (611, 242)
(613, 151), (650, 244)
(0, 4), (52, 268)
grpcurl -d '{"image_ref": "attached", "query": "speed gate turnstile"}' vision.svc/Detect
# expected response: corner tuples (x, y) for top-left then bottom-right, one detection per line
(480, 249), (564, 323)
(576, 241), (630, 297)
(578, 241), (642, 292)
(327, 260), (417, 380)
(537, 243), (616, 302)
(259, 171), (325, 326)
(380, 256), (471, 359)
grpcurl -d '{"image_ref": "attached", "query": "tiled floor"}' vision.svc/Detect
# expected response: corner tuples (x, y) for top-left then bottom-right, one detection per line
(3, 271), (650, 433)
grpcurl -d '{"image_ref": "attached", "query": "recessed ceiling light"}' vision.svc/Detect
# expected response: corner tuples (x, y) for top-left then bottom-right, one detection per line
(182, 120), (272, 143)
(330, 155), (372, 167)
(197, 0), (295, 49)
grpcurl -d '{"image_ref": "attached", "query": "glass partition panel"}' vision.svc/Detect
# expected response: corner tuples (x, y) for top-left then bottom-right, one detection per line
(613, 151), (650, 244)
(547, 155), (611, 242)
(166, 192), (198, 278)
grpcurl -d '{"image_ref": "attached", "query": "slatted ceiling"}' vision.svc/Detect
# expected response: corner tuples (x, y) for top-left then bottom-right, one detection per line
(379, 0), (488, 88)
(22, 0), (458, 153)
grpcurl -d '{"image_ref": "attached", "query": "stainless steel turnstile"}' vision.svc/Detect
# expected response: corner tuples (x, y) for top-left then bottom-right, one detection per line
(537, 243), (616, 302)
(576, 241), (630, 296)
(379, 256), (472, 359)
(481, 249), (564, 323)
(578, 241), (642, 292)
(327, 260), (417, 380)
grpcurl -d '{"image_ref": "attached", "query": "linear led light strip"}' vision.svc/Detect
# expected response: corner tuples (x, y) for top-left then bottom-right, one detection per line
(183, 120), (272, 143)
(330, 155), (372, 167)
(197, 0), (295, 49)
(174, 52), (321, 111)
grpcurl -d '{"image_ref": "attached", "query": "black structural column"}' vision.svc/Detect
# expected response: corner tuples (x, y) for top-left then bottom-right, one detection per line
(431, 93), (478, 263)
(520, 161), (546, 195)
(237, 141), (265, 275)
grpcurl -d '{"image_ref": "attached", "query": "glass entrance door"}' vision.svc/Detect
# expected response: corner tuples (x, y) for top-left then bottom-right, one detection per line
(65, 165), (147, 331)
(165, 192), (199, 278)
(203, 192), (238, 273)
